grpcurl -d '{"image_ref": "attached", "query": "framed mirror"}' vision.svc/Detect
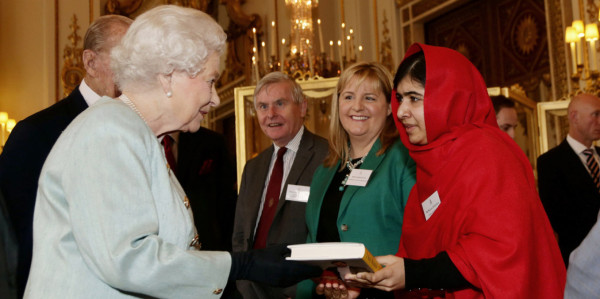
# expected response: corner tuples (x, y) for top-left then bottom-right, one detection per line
(537, 100), (569, 155)
(234, 77), (339, 183)
(487, 85), (539, 171)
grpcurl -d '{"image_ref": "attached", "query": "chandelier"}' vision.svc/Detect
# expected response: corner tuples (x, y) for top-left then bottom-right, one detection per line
(564, 1), (600, 96)
(250, 0), (360, 82)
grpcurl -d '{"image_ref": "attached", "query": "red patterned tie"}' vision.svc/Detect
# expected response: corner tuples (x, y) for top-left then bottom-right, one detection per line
(253, 147), (287, 249)
(583, 149), (600, 192)
(162, 135), (177, 175)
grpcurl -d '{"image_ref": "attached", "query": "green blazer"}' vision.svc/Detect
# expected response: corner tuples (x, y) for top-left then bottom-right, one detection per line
(305, 138), (415, 255)
(297, 139), (416, 298)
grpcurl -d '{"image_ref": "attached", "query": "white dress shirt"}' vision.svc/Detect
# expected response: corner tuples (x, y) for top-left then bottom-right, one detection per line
(79, 78), (102, 107)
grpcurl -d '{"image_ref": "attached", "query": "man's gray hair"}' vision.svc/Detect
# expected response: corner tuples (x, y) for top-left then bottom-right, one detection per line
(83, 15), (132, 52)
(253, 72), (304, 106)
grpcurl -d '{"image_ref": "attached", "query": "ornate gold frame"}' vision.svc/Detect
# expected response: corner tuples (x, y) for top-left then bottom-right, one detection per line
(234, 77), (339, 183)
(537, 100), (570, 154)
(487, 85), (539, 171)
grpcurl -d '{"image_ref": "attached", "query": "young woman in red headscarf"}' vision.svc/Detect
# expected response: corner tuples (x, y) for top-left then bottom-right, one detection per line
(345, 43), (566, 298)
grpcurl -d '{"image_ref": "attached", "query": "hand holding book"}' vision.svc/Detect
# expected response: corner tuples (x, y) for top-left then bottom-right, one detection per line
(315, 269), (361, 299)
(343, 255), (406, 292)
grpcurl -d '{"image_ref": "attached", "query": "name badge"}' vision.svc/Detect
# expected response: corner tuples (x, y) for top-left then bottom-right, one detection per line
(285, 184), (310, 202)
(422, 191), (441, 221)
(345, 169), (373, 187)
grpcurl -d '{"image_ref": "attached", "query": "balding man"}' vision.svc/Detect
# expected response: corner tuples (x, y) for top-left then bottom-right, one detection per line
(537, 93), (600, 267)
(0, 15), (132, 296)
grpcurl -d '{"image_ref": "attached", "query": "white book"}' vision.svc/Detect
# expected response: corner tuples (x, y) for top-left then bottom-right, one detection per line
(286, 242), (382, 273)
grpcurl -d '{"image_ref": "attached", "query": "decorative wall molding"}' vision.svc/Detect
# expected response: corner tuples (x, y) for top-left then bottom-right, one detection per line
(61, 14), (85, 98)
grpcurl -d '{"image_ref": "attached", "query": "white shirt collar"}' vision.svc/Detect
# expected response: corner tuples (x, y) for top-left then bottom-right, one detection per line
(567, 134), (595, 154)
(78, 78), (102, 107)
(273, 126), (304, 153)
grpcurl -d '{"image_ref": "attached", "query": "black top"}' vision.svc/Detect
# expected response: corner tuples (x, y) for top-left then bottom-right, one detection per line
(316, 158), (394, 299)
(404, 251), (472, 293)
(316, 159), (356, 242)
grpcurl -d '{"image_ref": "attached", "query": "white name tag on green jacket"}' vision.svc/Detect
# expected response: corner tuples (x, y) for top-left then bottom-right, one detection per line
(346, 169), (373, 187)
(286, 184), (310, 202)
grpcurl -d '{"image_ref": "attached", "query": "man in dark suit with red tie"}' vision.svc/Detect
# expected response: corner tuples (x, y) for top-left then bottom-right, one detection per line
(0, 15), (131, 296)
(538, 93), (600, 267)
(232, 72), (328, 299)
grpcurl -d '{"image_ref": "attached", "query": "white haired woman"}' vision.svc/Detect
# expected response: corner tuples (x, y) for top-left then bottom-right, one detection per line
(24, 5), (319, 299)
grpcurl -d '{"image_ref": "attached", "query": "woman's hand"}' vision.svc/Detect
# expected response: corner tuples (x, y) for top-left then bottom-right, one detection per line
(344, 255), (406, 292)
(315, 277), (360, 299)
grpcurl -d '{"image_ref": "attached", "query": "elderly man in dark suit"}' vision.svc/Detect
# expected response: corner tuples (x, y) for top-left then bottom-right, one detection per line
(538, 93), (600, 267)
(233, 72), (328, 299)
(0, 15), (131, 296)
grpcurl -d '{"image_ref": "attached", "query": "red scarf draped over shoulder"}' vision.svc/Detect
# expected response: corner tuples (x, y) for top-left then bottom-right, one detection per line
(392, 43), (565, 298)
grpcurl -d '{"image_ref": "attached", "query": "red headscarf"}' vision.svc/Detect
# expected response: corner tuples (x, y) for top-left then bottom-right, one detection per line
(392, 43), (565, 298)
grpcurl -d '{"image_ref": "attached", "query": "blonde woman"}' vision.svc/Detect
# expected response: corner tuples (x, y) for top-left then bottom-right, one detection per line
(298, 62), (416, 299)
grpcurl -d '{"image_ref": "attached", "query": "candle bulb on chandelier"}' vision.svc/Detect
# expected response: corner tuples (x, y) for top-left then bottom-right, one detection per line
(347, 34), (353, 60)
(586, 23), (599, 71)
(349, 29), (355, 60)
(261, 41), (268, 70)
(280, 38), (286, 72)
(317, 19), (325, 54)
(329, 40), (334, 61)
(252, 28), (259, 64)
(337, 40), (344, 71)
(358, 45), (363, 61)
(307, 39), (314, 76)
(252, 55), (260, 82)
(565, 26), (578, 73)
(341, 23), (347, 58)
(270, 21), (276, 57)
(573, 20), (585, 65)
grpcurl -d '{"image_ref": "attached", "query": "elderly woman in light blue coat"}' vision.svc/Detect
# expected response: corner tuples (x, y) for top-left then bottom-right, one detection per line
(24, 5), (320, 299)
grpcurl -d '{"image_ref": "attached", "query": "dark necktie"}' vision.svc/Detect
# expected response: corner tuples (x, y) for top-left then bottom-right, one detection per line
(583, 148), (600, 192)
(253, 147), (287, 249)
(162, 135), (177, 175)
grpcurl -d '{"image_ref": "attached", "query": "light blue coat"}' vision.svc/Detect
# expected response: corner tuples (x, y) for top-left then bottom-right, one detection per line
(24, 98), (231, 298)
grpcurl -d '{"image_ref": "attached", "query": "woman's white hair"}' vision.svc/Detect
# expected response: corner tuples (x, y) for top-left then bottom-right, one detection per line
(111, 5), (226, 91)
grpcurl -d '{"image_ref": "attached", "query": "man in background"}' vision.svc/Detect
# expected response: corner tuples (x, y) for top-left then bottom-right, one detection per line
(164, 129), (238, 252)
(0, 15), (131, 296)
(491, 95), (518, 139)
(537, 93), (600, 267)
(232, 72), (328, 299)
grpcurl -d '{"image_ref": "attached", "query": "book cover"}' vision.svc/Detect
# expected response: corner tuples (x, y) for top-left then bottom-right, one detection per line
(286, 242), (382, 273)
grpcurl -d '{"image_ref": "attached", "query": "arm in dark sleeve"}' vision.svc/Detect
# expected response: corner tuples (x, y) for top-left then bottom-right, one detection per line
(404, 251), (472, 291)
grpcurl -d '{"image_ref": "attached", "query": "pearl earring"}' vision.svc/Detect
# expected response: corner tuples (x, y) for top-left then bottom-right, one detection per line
(166, 91), (172, 98)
